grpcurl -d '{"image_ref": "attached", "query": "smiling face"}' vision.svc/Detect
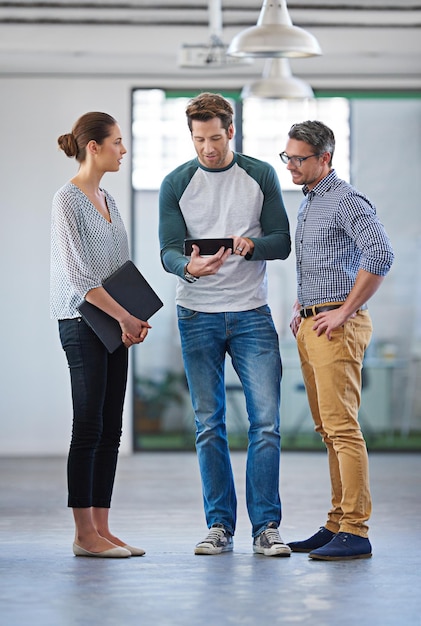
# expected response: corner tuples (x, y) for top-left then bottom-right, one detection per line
(190, 117), (234, 169)
(284, 137), (331, 190)
(94, 123), (127, 172)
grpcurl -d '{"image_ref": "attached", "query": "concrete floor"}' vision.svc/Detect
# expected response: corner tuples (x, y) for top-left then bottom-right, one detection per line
(0, 450), (420, 626)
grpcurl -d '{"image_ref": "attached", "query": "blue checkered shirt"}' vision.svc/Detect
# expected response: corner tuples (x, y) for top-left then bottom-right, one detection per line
(295, 169), (394, 307)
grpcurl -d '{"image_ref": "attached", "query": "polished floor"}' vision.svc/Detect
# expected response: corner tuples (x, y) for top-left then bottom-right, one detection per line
(1, 451), (420, 626)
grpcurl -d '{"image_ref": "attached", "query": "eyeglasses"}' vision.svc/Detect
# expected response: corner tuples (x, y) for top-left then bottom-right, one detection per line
(279, 152), (321, 167)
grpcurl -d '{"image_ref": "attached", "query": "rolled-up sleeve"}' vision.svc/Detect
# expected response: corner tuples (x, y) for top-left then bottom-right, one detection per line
(340, 193), (394, 277)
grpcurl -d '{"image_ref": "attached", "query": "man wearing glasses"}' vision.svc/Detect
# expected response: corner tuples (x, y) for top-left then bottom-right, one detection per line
(282, 120), (394, 560)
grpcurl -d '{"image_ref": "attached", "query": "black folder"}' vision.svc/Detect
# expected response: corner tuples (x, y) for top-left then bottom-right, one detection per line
(77, 260), (163, 353)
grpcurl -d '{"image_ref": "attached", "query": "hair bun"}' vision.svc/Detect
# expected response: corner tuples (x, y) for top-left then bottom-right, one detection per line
(57, 132), (78, 158)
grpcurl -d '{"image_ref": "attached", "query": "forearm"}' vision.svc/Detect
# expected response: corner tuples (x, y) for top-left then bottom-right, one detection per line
(245, 232), (291, 261)
(248, 191), (291, 261)
(160, 247), (189, 278)
(341, 269), (385, 317)
(85, 286), (131, 323)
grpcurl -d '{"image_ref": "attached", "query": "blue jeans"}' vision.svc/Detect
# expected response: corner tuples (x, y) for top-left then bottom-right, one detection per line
(177, 305), (282, 537)
(59, 318), (128, 508)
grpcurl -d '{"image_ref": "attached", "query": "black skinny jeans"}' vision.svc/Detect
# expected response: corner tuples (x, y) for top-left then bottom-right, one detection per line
(59, 318), (128, 508)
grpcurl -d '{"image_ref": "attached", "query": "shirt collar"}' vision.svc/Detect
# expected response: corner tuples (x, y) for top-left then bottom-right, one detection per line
(302, 168), (337, 197)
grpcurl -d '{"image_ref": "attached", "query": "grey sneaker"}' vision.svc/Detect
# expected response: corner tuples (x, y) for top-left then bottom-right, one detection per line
(253, 522), (291, 557)
(194, 523), (233, 555)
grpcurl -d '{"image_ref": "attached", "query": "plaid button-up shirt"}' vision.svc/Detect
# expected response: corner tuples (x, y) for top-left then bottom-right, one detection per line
(295, 169), (394, 308)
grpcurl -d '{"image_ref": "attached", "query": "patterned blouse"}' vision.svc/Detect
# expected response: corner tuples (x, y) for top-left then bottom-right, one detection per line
(50, 182), (130, 319)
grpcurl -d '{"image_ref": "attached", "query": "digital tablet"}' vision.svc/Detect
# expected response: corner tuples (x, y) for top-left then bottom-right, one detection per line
(183, 238), (234, 256)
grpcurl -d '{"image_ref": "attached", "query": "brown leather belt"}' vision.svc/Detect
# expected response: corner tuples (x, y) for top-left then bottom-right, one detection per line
(299, 303), (368, 319)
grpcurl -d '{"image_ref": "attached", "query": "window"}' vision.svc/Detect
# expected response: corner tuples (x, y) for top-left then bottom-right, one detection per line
(132, 89), (349, 191)
(132, 89), (190, 190)
(242, 98), (350, 190)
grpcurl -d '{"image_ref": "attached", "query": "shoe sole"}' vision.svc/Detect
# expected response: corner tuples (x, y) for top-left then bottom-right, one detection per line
(309, 552), (372, 561)
(288, 547), (313, 553)
(73, 543), (131, 558)
(253, 546), (291, 557)
(194, 546), (233, 555)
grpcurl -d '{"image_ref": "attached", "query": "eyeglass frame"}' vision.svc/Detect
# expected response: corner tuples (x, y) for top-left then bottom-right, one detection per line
(279, 152), (322, 167)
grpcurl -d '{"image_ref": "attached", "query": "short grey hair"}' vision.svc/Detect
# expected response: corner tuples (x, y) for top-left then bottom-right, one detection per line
(288, 120), (335, 166)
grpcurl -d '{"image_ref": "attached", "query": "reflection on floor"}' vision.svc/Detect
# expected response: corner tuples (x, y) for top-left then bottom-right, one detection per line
(1, 451), (420, 625)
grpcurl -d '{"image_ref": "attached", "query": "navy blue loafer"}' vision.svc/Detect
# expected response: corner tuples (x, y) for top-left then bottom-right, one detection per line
(287, 527), (335, 553)
(309, 532), (372, 560)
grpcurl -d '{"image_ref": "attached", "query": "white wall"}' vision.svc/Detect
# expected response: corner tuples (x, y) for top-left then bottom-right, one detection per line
(1, 77), (135, 455)
(1, 78), (420, 455)
(351, 99), (421, 349)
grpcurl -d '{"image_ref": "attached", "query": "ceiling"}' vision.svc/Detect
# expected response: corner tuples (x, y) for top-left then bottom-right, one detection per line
(0, 1), (420, 92)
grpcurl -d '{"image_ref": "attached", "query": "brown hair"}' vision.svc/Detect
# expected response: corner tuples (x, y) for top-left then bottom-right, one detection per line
(185, 92), (233, 133)
(57, 112), (117, 163)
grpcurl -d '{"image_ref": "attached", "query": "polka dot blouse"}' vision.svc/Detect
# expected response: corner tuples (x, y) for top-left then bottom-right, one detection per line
(50, 182), (130, 319)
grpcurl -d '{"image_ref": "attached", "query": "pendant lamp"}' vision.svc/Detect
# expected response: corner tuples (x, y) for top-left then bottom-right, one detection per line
(241, 58), (314, 99)
(227, 0), (322, 59)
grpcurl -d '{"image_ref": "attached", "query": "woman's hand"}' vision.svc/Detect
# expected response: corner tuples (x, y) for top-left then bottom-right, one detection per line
(120, 314), (151, 348)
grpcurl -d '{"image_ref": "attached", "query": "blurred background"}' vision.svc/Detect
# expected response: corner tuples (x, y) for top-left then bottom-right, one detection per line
(1, 0), (420, 455)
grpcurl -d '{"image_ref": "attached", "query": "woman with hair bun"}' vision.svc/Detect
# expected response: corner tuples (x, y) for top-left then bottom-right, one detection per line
(51, 112), (150, 558)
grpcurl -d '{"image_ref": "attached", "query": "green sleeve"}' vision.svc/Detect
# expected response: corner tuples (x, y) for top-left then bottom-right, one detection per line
(158, 162), (196, 279)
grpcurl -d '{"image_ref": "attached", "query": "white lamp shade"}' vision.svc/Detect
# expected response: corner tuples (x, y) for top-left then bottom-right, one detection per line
(241, 58), (314, 99)
(227, 0), (322, 59)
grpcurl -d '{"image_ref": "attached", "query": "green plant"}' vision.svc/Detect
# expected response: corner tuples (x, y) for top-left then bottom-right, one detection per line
(134, 370), (187, 430)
